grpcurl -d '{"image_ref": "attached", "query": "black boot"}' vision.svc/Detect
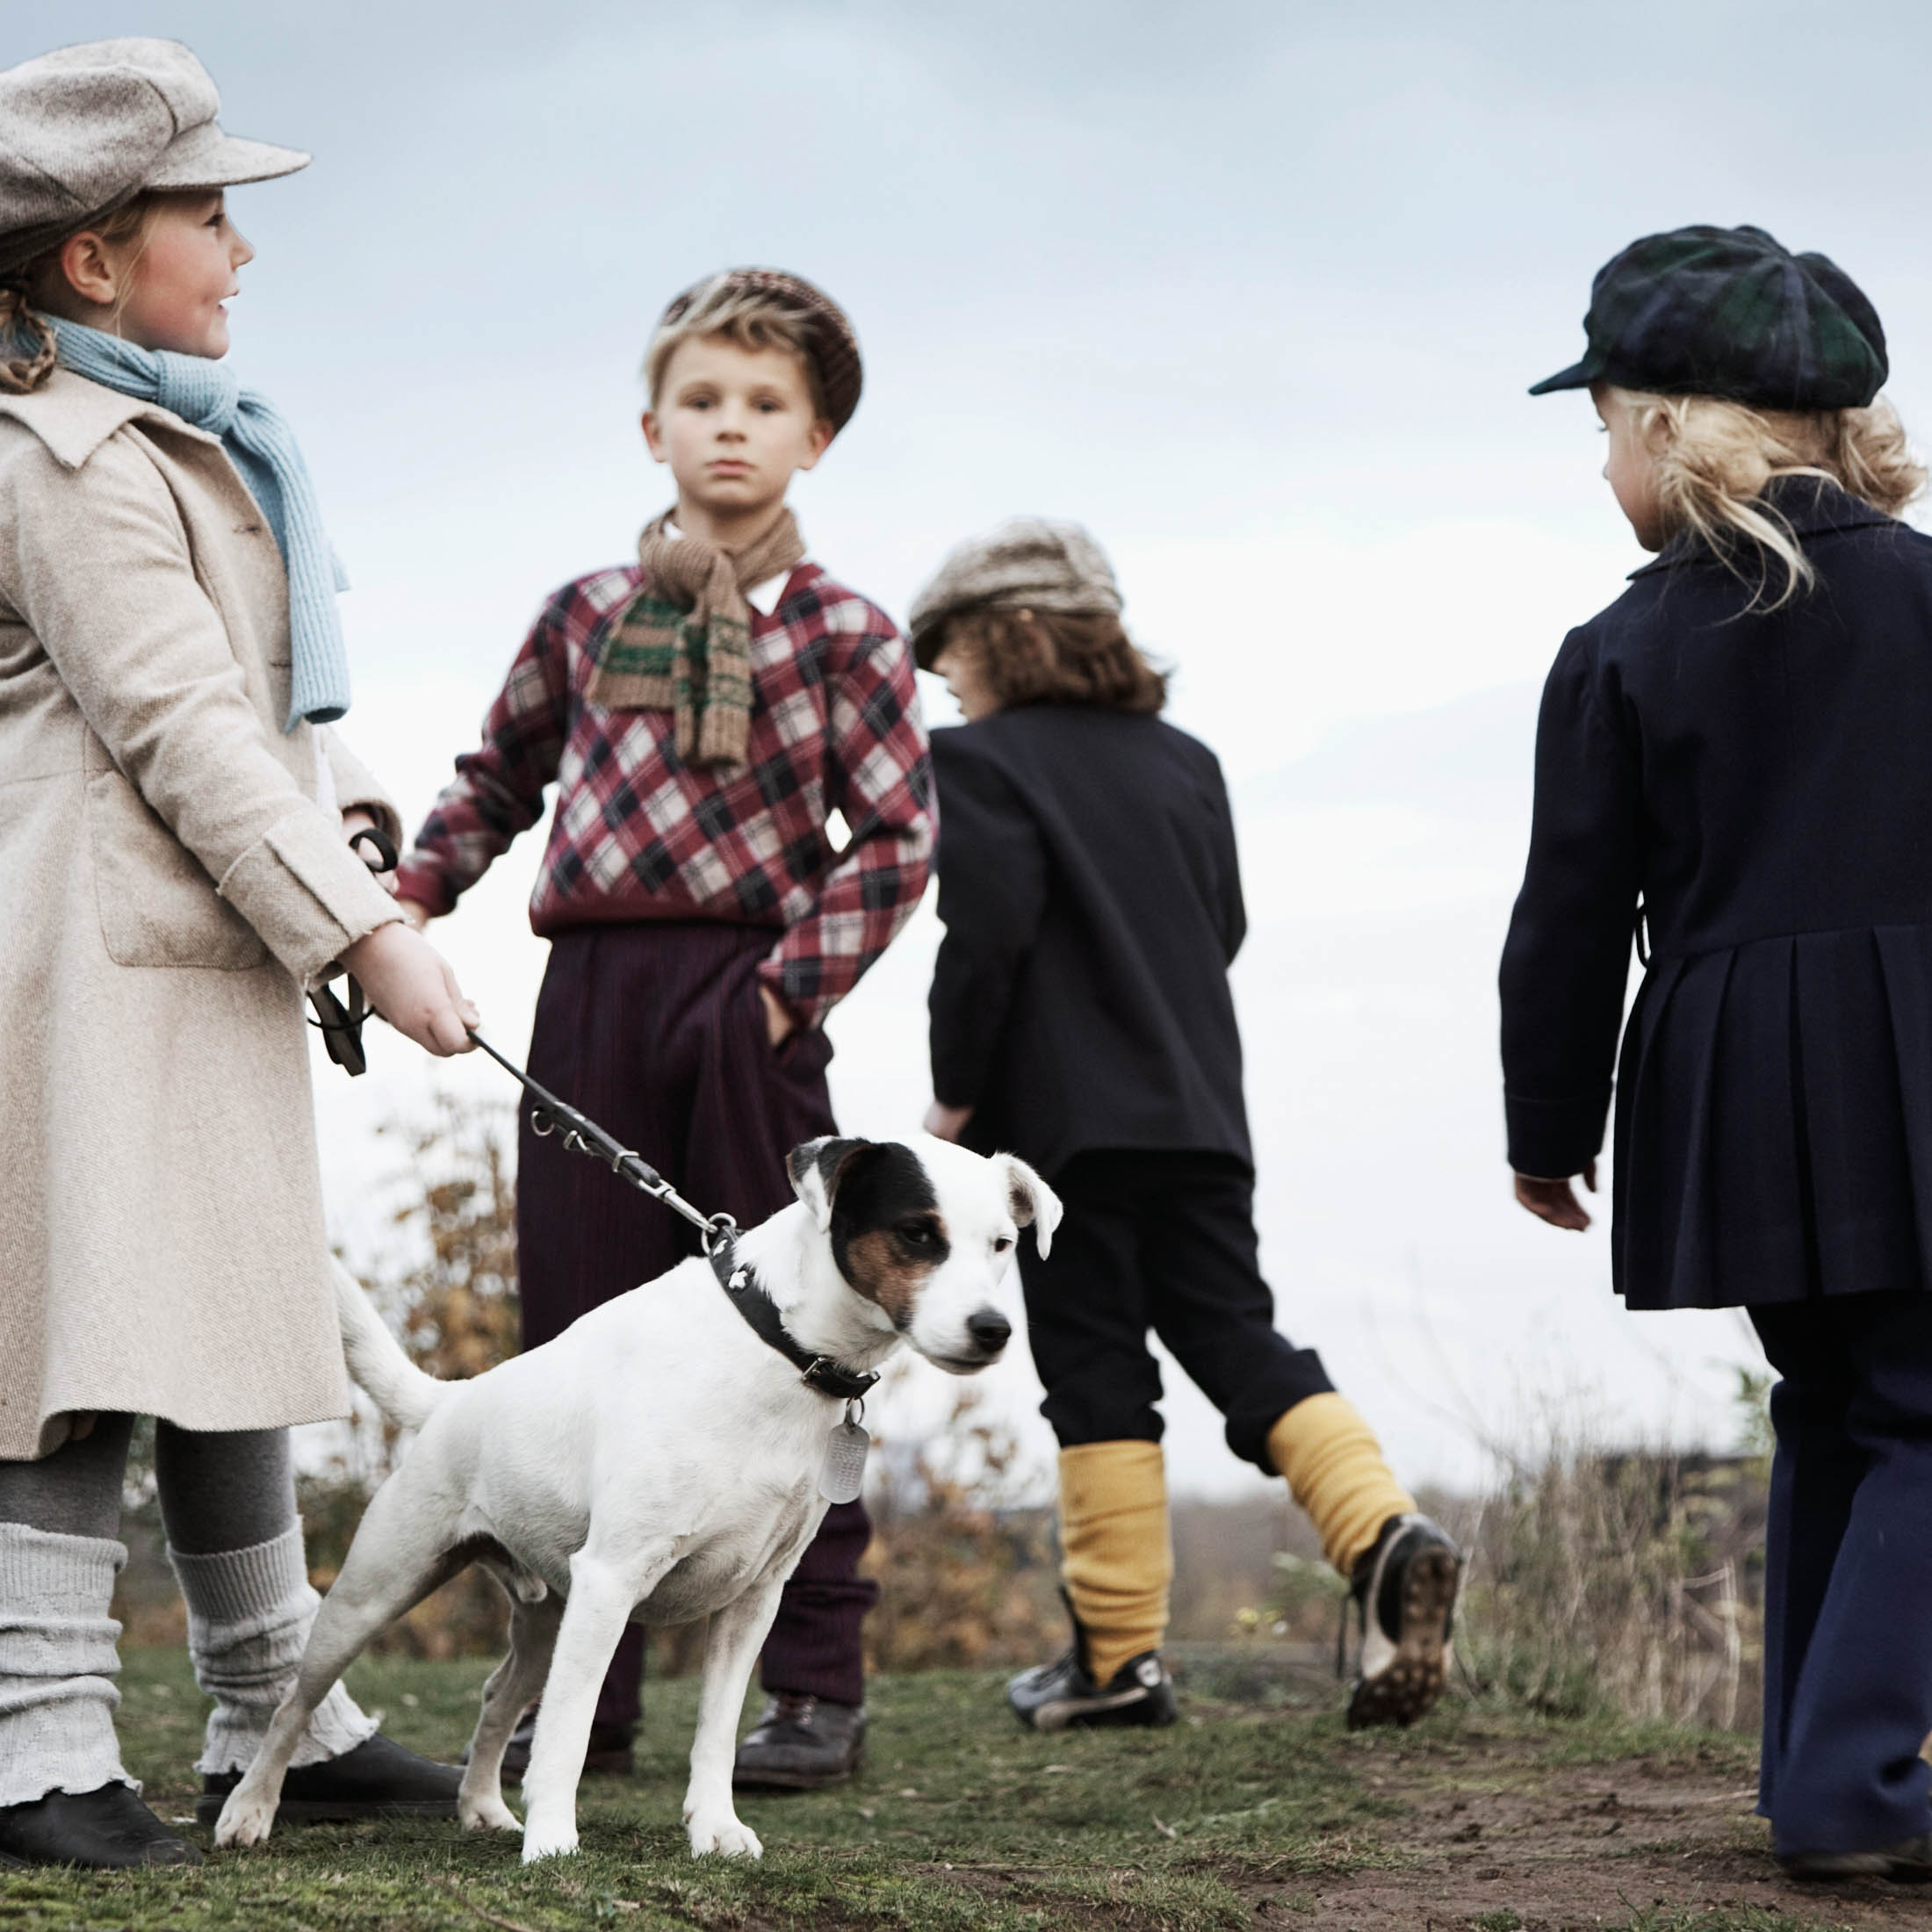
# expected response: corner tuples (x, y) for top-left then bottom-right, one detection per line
(196, 1731), (463, 1827)
(0, 1783), (200, 1869)
(732, 1694), (866, 1791)
(1781, 1834), (1932, 1883)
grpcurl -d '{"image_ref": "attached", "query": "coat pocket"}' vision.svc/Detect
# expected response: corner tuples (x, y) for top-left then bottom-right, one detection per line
(87, 770), (271, 970)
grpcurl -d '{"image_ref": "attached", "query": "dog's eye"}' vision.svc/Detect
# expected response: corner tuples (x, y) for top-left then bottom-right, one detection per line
(898, 1222), (936, 1246)
(993, 1236), (1013, 1253)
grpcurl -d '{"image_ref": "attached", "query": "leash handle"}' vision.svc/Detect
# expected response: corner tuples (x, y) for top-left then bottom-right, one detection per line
(465, 1028), (724, 1242)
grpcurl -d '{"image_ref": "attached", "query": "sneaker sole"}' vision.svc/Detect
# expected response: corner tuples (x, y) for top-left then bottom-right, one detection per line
(1015, 1686), (1178, 1734)
(1347, 1545), (1458, 1731)
(193, 1794), (459, 1827)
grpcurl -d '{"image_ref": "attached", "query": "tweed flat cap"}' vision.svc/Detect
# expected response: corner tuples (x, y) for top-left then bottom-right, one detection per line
(0, 39), (308, 278)
(1532, 223), (1887, 412)
(908, 518), (1124, 670)
(656, 267), (863, 432)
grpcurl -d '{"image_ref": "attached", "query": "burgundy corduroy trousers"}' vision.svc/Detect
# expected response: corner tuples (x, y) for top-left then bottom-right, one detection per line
(516, 921), (878, 1730)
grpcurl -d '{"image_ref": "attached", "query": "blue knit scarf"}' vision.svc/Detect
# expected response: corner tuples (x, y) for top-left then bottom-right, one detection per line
(46, 318), (351, 732)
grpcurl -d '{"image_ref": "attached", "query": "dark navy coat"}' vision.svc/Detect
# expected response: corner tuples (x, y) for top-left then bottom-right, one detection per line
(927, 706), (1252, 1182)
(1501, 479), (1932, 1309)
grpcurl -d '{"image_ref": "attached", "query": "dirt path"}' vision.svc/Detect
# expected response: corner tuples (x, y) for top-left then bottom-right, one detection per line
(1256, 1726), (1909, 1929)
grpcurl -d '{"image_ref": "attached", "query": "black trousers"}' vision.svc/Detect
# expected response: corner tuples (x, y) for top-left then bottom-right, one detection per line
(1022, 1150), (1335, 1471)
(1750, 1294), (1932, 1854)
(518, 922), (877, 1726)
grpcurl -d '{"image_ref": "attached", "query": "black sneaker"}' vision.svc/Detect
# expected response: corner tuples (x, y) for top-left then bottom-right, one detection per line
(0, 1783), (200, 1870)
(1008, 1646), (1177, 1733)
(1343, 1513), (1460, 1730)
(1780, 1834), (1932, 1883)
(195, 1731), (462, 1827)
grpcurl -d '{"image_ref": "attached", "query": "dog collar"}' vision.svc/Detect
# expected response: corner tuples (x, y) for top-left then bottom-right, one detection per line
(708, 1236), (881, 1402)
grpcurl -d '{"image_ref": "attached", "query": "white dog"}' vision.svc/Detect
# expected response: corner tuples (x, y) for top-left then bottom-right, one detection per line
(214, 1134), (1059, 1864)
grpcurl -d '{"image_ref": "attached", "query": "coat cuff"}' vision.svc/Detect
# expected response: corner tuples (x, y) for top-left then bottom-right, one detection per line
(1504, 1085), (1612, 1179)
(392, 855), (457, 919)
(320, 732), (402, 847)
(931, 1042), (986, 1111)
(218, 808), (404, 989)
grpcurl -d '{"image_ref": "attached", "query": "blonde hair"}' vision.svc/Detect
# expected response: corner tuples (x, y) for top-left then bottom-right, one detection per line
(643, 275), (827, 420)
(1612, 386), (1928, 609)
(0, 193), (163, 394)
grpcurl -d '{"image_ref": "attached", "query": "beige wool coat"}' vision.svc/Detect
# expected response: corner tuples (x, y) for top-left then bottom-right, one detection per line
(0, 369), (407, 1460)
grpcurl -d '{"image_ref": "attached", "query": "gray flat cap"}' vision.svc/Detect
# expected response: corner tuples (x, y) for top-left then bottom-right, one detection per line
(908, 517), (1124, 669)
(0, 39), (308, 278)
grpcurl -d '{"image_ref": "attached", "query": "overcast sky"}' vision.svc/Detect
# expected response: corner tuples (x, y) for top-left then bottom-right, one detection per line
(11, 0), (1930, 1497)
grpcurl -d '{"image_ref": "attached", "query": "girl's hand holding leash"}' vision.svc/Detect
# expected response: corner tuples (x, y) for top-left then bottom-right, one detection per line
(342, 923), (479, 1057)
(1514, 1161), (1596, 1231)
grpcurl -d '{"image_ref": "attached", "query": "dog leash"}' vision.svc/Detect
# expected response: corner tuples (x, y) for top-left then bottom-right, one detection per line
(465, 1029), (731, 1250)
(465, 1027), (876, 1503)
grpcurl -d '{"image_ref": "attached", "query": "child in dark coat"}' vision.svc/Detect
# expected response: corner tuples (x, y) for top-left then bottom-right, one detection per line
(1503, 224), (1932, 1880)
(913, 520), (1459, 1733)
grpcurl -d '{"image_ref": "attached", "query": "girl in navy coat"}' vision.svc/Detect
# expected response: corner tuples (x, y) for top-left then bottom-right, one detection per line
(1503, 224), (1932, 1880)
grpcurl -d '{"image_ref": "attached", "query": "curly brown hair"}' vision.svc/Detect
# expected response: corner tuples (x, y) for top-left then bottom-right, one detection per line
(940, 607), (1166, 715)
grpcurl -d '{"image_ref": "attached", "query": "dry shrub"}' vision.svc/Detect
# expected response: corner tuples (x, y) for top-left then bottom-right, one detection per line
(1453, 1393), (1768, 1729)
(860, 1377), (1063, 1673)
(302, 1094), (522, 1657)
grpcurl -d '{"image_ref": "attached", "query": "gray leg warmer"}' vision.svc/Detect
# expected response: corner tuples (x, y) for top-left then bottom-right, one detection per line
(0, 1524), (135, 1806)
(168, 1522), (376, 1774)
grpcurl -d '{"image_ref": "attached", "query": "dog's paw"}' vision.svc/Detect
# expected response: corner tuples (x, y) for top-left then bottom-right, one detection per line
(686, 1810), (762, 1860)
(520, 1817), (580, 1863)
(460, 1792), (521, 1832)
(213, 1787), (277, 1849)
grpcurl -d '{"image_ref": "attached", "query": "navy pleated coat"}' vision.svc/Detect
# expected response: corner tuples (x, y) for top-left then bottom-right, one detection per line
(1501, 479), (1932, 1309)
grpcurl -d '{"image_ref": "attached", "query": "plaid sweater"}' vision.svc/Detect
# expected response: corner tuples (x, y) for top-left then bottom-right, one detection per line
(393, 561), (934, 1025)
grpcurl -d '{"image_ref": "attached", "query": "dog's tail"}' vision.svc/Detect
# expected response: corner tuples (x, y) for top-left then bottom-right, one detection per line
(330, 1257), (451, 1432)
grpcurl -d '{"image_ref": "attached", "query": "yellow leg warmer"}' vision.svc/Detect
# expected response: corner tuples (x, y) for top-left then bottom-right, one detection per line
(1266, 1394), (1416, 1577)
(1057, 1441), (1171, 1684)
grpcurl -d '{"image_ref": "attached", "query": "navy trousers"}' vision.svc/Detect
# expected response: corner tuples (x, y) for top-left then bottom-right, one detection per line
(1750, 1294), (1932, 1854)
(517, 922), (878, 1730)
(1022, 1151), (1336, 1471)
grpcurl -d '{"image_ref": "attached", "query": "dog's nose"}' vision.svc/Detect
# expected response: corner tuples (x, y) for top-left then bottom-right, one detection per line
(967, 1309), (1012, 1353)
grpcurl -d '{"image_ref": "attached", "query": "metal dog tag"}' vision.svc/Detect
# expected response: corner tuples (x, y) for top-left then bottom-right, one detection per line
(819, 1406), (870, 1504)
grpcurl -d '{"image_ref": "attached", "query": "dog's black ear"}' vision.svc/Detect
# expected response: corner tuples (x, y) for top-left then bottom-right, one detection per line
(787, 1136), (874, 1232)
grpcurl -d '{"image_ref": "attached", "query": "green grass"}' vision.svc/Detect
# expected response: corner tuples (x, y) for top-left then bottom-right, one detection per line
(0, 1652), (1776, 1931)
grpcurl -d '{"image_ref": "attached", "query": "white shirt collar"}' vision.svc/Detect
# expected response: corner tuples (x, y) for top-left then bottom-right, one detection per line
(662, 520), (797, 617)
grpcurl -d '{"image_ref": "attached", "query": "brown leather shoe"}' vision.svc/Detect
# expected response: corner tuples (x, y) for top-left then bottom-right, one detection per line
(732, 1694), (865, 1791)
(480, 1711), (634, 1784)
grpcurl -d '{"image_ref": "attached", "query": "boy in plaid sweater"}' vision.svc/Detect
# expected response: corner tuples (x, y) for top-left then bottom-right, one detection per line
(393, 269), (933, 1791)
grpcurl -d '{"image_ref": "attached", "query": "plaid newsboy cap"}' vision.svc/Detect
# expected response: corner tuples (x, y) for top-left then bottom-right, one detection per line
(0, 39), (307, 279)
(908, 517), (1124, 670)
(656, 267), (863, 433)
(1530, 223), (1887, 412)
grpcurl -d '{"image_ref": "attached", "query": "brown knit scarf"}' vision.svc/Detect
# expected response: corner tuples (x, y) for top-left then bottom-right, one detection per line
(586, 508), (805, 772)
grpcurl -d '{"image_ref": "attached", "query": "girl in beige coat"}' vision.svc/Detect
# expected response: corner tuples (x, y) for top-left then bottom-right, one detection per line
(0, 39), (480, 1869)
